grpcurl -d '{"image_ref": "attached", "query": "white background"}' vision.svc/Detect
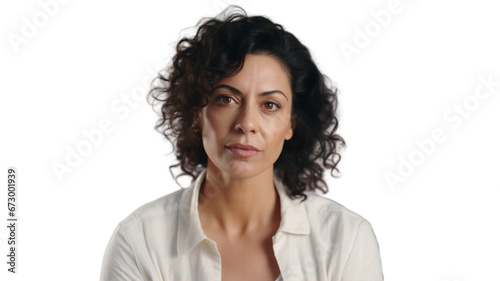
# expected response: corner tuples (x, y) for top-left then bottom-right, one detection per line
(1, 0), (499, 280)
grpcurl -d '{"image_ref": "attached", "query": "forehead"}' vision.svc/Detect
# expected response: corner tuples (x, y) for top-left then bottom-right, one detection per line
(215, 54), (292, 95)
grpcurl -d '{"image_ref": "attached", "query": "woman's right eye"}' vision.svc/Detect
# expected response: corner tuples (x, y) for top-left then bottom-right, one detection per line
(214, 95), (234, 104)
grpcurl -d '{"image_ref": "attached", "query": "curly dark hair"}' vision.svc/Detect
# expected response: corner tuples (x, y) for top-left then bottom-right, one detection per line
(147, 6), (346, 202)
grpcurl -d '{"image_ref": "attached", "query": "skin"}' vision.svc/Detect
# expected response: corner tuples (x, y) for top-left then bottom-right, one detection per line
(196, 53), (296, 281)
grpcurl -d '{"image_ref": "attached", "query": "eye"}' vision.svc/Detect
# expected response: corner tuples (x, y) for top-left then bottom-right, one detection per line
(214, 95), (235, 104)
(264, 102), (281, 112)
(214, 95), (281, 112)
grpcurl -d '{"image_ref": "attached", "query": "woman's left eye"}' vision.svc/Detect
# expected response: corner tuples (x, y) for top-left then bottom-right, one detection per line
(264, 102), (281, 111)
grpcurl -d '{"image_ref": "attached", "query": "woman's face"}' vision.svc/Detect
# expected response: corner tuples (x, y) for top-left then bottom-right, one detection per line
(197, 53), (295, 178)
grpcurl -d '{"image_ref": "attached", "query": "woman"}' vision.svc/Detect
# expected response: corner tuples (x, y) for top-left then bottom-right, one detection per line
(100, 6), (384, 281)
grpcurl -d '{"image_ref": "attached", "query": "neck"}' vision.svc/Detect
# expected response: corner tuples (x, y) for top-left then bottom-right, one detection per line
(198, 162), (281, 238)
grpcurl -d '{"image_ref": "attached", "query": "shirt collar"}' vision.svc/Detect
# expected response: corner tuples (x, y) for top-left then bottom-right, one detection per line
(177, 168), (310, 256)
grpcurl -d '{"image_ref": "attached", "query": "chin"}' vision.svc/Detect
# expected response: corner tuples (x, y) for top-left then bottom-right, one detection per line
(222, 163), (270, 178)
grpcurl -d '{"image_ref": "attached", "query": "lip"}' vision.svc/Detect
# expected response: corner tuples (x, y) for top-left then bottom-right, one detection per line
(225, 143), (260, 151)
(225, 143), (260, 158)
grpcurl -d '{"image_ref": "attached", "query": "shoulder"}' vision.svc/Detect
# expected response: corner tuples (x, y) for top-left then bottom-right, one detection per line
(303, 191), (364, 221)
(101, 188), (190, 280)
(300, 191), (381, 268)
(117, 187), (185, 229)
(301, 191), (372, 236)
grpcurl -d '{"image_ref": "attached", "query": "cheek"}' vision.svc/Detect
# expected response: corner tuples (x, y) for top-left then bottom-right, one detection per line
(204, 109), (225, 131)
(262, 121), (290, 147)
(265, 113), (291, 137)
(201, 109), (227, 143)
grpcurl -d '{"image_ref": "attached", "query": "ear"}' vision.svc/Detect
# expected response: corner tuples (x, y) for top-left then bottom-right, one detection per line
(285, 117), (295, 140)
(193, 109), (203, 131)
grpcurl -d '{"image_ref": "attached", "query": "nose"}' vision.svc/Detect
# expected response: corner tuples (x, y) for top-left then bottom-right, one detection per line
(234, 102), (259, 134)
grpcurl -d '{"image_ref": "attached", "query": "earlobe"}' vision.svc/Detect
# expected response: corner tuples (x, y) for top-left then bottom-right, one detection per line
(285, 117), (296, 140)
(197, 109), (203, 127)
(194, 110), (203, 132)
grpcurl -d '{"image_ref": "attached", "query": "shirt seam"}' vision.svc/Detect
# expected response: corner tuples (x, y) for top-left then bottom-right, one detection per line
(119, 222), (146, 281)
(339, 218), (364, 280)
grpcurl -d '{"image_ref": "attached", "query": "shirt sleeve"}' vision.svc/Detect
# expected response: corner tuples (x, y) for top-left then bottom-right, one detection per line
(100, 223), (145, 281)
(341, 219), (384, 281)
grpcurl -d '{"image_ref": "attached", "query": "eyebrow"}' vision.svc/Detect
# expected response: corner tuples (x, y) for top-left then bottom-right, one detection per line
(213, 84), (288, 101)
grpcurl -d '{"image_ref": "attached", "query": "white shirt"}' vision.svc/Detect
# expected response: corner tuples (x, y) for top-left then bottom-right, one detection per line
(100, 169), (384, 281)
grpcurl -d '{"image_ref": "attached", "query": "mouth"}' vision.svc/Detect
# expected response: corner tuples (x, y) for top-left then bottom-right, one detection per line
(225, 144), (260, 158)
